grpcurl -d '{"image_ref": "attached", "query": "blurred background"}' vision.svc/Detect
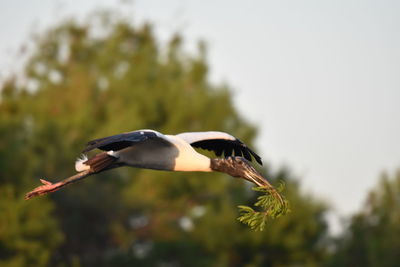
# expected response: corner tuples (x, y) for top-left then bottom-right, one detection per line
(0, 0), (399, 266)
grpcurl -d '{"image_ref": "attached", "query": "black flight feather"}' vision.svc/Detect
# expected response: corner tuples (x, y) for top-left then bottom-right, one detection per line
(190, 138), (263, 165)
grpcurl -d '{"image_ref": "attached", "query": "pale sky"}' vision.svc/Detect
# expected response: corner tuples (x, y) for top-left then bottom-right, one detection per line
(1, 0), (399, 232)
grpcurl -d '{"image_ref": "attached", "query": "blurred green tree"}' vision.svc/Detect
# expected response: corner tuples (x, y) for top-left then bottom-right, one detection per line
(329, 169), (400, 267)
(0, 82), (64, 266)
(0, 12), (329, 266)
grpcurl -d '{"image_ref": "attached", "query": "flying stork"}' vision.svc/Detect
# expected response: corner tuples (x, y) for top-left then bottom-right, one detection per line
(25, 130), (276, 200)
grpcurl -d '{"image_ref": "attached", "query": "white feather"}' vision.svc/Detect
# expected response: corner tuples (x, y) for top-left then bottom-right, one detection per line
(107, 150), (117, 156)
(75, 154), (90, 172)
(176, 131), (236, 144)
(166, 135), (212, 172)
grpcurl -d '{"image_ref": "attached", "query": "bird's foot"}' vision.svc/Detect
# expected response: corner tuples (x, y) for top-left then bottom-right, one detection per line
(25, 179), (64, 200)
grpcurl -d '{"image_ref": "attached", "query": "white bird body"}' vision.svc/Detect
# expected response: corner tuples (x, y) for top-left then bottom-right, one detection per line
(26, 129), (267, 200)
(110, 134), (212, 172)
(76, 129), (255, 173)
(163, 134), (212, 172)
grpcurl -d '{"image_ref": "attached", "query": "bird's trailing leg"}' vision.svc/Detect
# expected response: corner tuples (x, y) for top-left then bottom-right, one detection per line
(25, 170), (92, 200)
(25, 152), (117, 200)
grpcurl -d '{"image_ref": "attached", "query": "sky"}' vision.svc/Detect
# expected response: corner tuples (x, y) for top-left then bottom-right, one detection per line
(1, 0), (399, 232)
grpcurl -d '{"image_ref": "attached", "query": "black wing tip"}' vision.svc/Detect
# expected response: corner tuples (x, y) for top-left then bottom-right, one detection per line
(247, 148), (263, 165)
(236, 139), (263, 166)
(192, 138), (264, 165)
(245, 151), (262, 165)
(254, 154), (263, 165)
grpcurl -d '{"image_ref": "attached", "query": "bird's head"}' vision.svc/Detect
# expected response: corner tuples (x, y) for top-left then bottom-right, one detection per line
(210, 156), (272, 188)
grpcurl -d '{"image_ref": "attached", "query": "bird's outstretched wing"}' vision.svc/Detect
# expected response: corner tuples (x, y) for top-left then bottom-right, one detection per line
(177, 131), (262, 165)
(83, 130), (168, 153)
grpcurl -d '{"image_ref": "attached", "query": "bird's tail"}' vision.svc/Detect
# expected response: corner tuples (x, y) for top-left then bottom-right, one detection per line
(75, 152), (117, 173)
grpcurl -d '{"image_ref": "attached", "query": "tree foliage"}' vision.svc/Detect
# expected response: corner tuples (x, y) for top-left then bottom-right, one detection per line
(0, 12), (329, 266)
(238, 184), (290, 231)
(329, 170), (400, 267)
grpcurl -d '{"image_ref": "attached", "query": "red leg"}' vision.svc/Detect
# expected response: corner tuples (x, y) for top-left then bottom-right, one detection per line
(25, 170), (92, 200)
(25, 179), (65, 200)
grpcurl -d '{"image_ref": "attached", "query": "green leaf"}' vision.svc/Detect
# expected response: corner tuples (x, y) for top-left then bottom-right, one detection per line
(237, 182), (290, 231)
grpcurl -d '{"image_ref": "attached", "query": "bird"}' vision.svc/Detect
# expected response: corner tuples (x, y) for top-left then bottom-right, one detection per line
(25, 129), (276, 200)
